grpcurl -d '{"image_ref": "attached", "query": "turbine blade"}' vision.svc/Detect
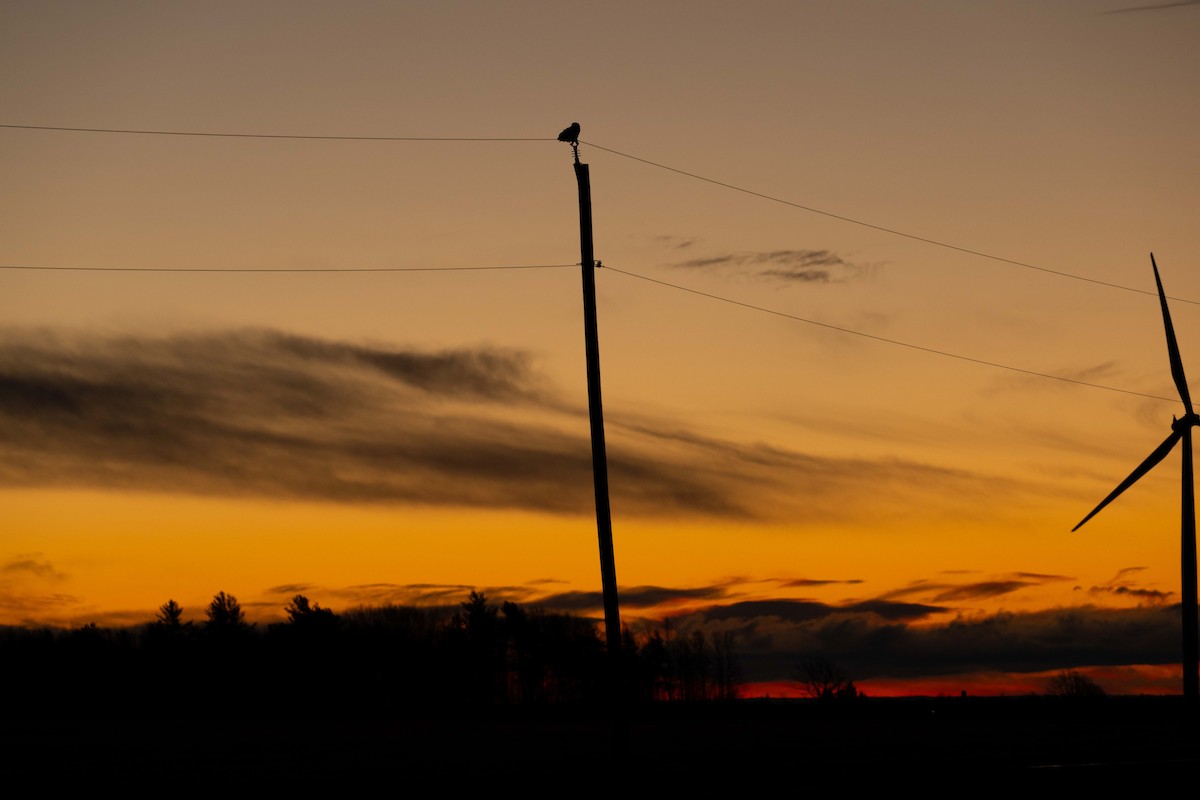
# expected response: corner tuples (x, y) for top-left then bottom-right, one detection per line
(1074, 428), (1183, 531)
(1152, 253), (1194, 414)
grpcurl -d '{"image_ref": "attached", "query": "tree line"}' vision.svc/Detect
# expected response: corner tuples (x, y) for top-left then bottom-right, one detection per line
(0, 591), (741, 717)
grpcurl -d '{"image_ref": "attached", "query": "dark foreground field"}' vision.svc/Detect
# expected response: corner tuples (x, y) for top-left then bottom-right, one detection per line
(6, 696), (1200, 783)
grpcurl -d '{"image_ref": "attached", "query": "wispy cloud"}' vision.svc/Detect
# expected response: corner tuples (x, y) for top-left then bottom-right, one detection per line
(880, 572), (1073, 603)
(0, 327), (1045, 523)
(671, 249), (873, 284)
(1088, 567), (1173, 604)
(0, 328), (754, 517)
(651, 234), (698, 249)
(1102, 0), (1200, 13)
(985, 360), (1126, 401)
(0, 554), (75, 626)
(0, 591), (82, 627)
(929, 581), (1040, 602)
(539, 585), (728, 612)
(2, 554), (65, 581)
(263, 583), (316, 596)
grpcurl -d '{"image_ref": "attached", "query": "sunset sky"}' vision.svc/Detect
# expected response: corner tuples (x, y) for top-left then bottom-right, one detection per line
(3, 1), (1199, 696)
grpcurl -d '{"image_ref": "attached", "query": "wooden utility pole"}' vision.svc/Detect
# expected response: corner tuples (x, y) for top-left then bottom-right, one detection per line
(571, 143), (622, 658)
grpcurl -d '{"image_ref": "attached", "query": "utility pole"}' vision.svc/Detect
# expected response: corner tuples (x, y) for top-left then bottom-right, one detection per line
(570, 139), (622, 659)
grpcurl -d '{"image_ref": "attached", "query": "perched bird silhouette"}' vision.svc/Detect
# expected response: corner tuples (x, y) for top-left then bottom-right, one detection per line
(557, 122), (580, 144)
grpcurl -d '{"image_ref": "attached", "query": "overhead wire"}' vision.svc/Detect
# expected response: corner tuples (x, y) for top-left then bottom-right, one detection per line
(3, 123), (1190, 303)
(0, 124), (553, 142)
(2, 255), (1179, 403)
(602, 264), (1179, 405)
(0, 262), (577, 273)
(581, 140), (1197, 306)
(0, 123), (1187, 403)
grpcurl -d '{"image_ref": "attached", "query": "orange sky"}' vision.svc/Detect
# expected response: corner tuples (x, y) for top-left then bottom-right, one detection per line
(2, 1), (1199, 694)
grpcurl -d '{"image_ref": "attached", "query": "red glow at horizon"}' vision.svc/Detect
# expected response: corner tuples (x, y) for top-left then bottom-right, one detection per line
(741, 664), (1183, 699)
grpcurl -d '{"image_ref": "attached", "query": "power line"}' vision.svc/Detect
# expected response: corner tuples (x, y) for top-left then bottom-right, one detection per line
(582, 141), (1198, 307)
(0, 251), (1177, 402)
(0, 124), (553, 142)
(0, 262), (577, 273)
(603, 264), (1178, 404)
(4, 122), (1190, 304)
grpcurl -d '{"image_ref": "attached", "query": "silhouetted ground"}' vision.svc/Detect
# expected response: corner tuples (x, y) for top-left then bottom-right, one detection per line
(5, 696), (1200, 785)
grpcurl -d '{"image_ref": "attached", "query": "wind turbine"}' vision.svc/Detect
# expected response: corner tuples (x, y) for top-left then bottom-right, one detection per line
(1073, 254), (1199, 703)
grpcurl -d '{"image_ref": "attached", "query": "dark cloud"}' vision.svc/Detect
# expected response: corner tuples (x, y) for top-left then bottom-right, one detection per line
(930, 581), (1037, 602)
(272, 334), (545, 402)
(0, 327), (1046, 523)
(540, 585), (728, 613)
(0, 328), (767, 517)
(841, 600), (947, 621)
(528, 591), (602, 612)
(2, 555), (64, 580)
(781, 578), (864, 588)
(1014, 572), (1074, 581)
(1104, 586), (1174, 602)
(241, 599), (283, 613)
(1088, 567), (1173, 605)
(264, 583), (314, 596)
(667, 601), (1181, 683)
(923, 573), (1074, 602)
(700, 598), (945, 625)
(671, 249), (871, 284)
(760, 269), (831, 282)
(652, 235), (698, 249)
(0, 555), (74, 625)
(645, 573), (1171, 684)
(887, 605), (1180, 677)
(611, 413), (1042, 525)
(0, 592), (82, 627)
(882, 573), (1073, 603)
(675, 249), (846, 270)
(702, 599), (841, 624)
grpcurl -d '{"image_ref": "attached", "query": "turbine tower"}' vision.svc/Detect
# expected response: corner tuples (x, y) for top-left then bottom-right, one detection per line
(1074, 254), (1199, 703)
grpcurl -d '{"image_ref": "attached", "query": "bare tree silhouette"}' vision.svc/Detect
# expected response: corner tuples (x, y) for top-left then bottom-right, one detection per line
(711, 631), (741, 701)
(1047, 669), (1106, 697)
(793, 656), (857, 701)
